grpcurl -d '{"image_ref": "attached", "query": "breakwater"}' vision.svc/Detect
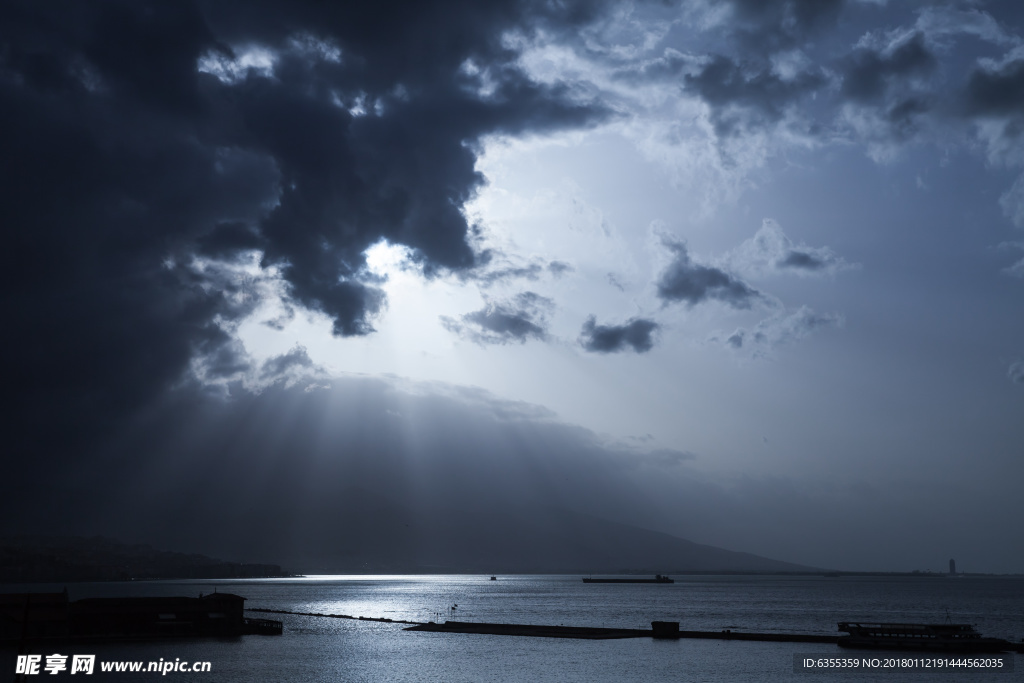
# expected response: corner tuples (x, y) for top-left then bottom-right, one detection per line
(248, 610), (1024, 652)
(251, 609), (838, 643)
(252, 609), (840, 644)
(406, 621), (647, 639)
(404, 620), (839, 644)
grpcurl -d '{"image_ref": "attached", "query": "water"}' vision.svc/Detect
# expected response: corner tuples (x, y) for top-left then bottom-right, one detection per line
(3, 575), (1022, 681)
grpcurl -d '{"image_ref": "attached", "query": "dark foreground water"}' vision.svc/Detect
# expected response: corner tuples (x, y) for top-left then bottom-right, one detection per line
(3, 574), (1022, 681)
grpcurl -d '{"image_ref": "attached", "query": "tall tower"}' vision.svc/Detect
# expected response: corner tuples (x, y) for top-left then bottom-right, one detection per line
(949, 558), (956, 575)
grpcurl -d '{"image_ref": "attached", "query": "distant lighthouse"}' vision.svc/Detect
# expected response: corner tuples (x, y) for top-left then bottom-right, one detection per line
(949, 558), (956, 575)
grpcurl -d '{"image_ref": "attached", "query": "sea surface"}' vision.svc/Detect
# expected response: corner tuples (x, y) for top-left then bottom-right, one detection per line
(3, 574), (1022, 681)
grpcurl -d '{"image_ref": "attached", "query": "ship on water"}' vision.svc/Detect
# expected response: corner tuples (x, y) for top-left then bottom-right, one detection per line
(837, 622), (1015, 653)
(582, 574), (674, 584)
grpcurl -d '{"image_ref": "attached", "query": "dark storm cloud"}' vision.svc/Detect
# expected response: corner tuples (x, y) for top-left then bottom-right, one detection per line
(722, 0), (846, 53)
(963, 57), (1024, 225)
(579, 316), (659, 353)
(964, 57), (1024, 117)
(195, 221), (266, 260)
(683, 55), (827, 136)
(656, 238), (762, 308)
(836, 32), (938, 142)
(841, 33), (937, 104)
(0, 0), (610, 476)
(197, 338), (252, 380)
(441, 292), (554, 345)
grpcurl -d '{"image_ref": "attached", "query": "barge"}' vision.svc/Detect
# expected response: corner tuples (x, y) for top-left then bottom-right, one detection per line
(582, 574), (674, 584)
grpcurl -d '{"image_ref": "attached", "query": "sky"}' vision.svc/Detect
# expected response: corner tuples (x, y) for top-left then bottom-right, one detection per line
(3, 0), (1023, 573)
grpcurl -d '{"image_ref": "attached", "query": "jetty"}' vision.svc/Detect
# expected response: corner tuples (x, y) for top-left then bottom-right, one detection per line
(406, 620), (838, 644)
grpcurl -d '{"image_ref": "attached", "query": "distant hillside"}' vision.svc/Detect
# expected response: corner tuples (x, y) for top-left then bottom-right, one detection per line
(2, 496), (818, 579)
(0, 536), (290, 582)
(253, 489), (818, 574)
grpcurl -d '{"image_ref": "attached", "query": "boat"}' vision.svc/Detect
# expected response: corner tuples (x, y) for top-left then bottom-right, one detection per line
(490, 576), (497, 581)
(582, 574), (674, 584)
(837, 622), (1014, 652)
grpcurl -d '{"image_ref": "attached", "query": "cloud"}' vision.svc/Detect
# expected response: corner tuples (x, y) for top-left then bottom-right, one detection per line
(1009, 360), (1024, 384)
(260, 345), (316, 381)
(683, 55), (828, 137)
(468, 252), (574, 287)
(713, 0), (846, 53)
(441, 292), (554, 345)
(195, 221), (266, 260)
(579, 316), (659, 353)
(999, 172), (1024, 229)
(715, 306), (844, 356)
(727, 219), (856, 276)
(965, 56), (1024, 119)
(0, 0), (611, 474)
(999, 242), (1024, 276)
(656, 237), (762, 308)
(841, 32), (936, 105)
(547, 260), (574, 277)
(643, 448), (698, 467)
(836, 31), (938, 154)
(962, 54), (1024, 170)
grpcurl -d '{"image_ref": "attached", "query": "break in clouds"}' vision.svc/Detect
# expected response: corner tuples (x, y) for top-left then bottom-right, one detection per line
(2, 0), (611, 481)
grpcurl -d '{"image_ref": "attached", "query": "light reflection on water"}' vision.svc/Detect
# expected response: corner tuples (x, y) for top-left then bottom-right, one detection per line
(2, 575), (1021, 682)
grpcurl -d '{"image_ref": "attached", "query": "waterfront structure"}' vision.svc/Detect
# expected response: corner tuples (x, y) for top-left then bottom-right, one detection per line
(0, 591), (281, 641)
